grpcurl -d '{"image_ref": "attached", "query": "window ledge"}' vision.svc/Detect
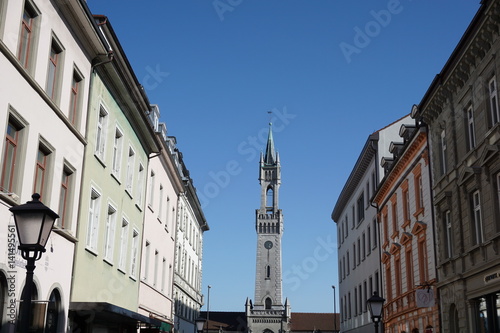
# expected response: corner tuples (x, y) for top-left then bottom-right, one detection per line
(52, 227), (78, 243)
(111, 172), (121, 184)
(94, 153), (106, 168)
(85, 247), (98, 257)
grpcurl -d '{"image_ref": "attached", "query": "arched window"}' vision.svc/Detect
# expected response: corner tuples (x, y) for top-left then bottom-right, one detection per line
(265, 297), (272, 309)
(266, 265), (271, 279)
(266, 187), (274, 208)
(1, 273), (7, 331)
(449, 304), (459, 333)
(45, 289), (62, 333)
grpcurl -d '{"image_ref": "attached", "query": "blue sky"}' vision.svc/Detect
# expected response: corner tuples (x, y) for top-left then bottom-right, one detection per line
(87, 1), (480, 313)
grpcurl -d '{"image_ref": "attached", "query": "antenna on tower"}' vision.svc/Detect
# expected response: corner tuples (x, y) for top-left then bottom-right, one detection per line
(267, 110), (273, 124)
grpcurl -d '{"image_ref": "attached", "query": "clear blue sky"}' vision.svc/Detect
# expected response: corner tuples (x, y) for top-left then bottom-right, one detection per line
(87, 0), (480, 313)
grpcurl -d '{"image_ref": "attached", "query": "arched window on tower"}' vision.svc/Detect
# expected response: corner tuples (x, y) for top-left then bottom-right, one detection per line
(266, 265), (271, 279)
(265, 297), (272, 309)
(266, 187), (274, 212)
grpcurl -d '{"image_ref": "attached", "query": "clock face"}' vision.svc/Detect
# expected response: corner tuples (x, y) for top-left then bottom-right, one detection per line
(264, 241), (273, 249)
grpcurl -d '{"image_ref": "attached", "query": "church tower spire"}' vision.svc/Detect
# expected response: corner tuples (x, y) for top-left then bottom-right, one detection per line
(246, 122), (290, 333)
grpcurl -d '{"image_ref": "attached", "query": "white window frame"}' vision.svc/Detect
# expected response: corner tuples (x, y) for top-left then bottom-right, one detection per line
(467, 105), (476, 150)
(112, 127), (123, 178)
(86, 187), (101, 252)
(125, 146), (135, 194)
(472, 190), (483, 245)
(148, 170), (155, 208)
(118, 218), (129, 272)
(137, 163), (145, 206)
(130, 228), (139, 279)
(103, 203), (117, 263)
(489, 76), (499, 125)
(445, 210), (452, 259)
(95, 105), (108, 161)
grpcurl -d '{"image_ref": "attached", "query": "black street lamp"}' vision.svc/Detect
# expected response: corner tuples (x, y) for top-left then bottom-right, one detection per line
(195, 317), (206, 333)
(331, 285), (337, 333)
(206, 285), (211, 333)
(10, 193), (59, 333)
(367, 291), (385, 333)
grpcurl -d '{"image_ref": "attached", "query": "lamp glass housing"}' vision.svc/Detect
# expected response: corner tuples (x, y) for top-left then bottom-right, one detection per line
(195, 317), (206, 332)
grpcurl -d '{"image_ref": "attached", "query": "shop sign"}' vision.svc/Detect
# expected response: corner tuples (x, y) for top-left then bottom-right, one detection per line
(484, 271), (500, 284)
(416, 288), (435, 308)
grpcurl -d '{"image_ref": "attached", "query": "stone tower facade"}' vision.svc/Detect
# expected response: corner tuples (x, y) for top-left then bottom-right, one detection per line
(246, 124), (290, 333)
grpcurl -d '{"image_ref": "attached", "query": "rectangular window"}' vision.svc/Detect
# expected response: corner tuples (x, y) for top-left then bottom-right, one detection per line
(112, 127), (123, 178)
(472, 190), (483, 245)
(33, 143), (51, 199)
(57, 164), (74, 229)
(352, 243), (356, 269)
(144, 241), (150, 281)
(86, 188), (101, 252)
(118, 218), (129, 271)
(346, 251), (350, 275)
(466, 105), (476, 150)
(391, 199), (398, 235)
(373, 217), (377, 248)
(136, 163), (145, 206)
(362, 232), (366, 259)
(18, 1), (39, 70)
(354, 288), (358, 316)
(489, 76), (499, 125)
(405, 248), (413, 292)
(445, 210), (453, 258)
(95, 105), (108, 160)
(161, 257), (167, 292)
(367, 225), (372, 253)
(403, 187), (410, 223)
(154, 250), (159, 287)
(158, 184), (164, 221)
(1, 117), (25, 193)
(357, 193), (364, 223)
(130, 229), (139, 278)
(125, 147), (135, 193)
(440, 129), (447, 175)
(46, 38), (64, 101)
(148, 170), (155, 208)
(69, 69), (83, 126)
(418, 239), (428, 283)
(395, 256), (402, 296)
(104, 204), (117, 262)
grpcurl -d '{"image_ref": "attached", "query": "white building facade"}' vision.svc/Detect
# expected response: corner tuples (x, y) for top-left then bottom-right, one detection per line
(331, 115), (410, 333)
(0, 0), (105, 331)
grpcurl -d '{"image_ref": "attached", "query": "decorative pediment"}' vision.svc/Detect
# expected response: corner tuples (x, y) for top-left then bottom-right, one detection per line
(381, 251), (391, 264)
(411, 221), (427, 235)
(400, 232), (413, 245)
(389, 243), (402, 255)
(479, 145), (500, 166)
(458, 166), (481, 185)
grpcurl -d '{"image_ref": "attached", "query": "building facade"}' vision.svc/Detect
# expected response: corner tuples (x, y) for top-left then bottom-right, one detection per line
(69, 14), (163, 332)
(173, 157), (209, 333)
(246, 124), (291, 333)
(139, 105), (184, 331)
(415, 0), (500, 331)
(331, 115), (410, 333)
(372, 119), (439, 333)
(0, 0), (104, 331)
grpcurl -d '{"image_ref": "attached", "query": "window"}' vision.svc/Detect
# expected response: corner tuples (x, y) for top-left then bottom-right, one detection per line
(18, 1), (39, 71)
(103, 204), (117, 262)
(130, 229), (139, 278)
(69, 69), (83, 126)
(489, 76), (499, 125)
(57, 164), (74, 229)
(402, 182), (410, 224)
(137, 163), (145, 206)
(357, 193), (364, 223)
(118, 218), (129, 271)
(161, 257), (166, 292)
(466, 105), (476, 150)
(46, 37), (64, 102)
(471, 190), (483, 245)
(418, 239), (428, 283)
(95, 106), (108, 160)
(33, 142), (52, 199)
(266, 187), (274, 209)
(440, 129), (447, 175)
(354, 288), (358, 316)
(112, 127), (123, 178)
(445, 210), (453, 258)
(148, 170), (155, 208)
(346, 251), (350, 275)
(1, 115), (25, 193)
(367, 225), (372, 253)
(158, 184), (164, 221)
(362, 232), (366, 259)
(144, 241), (151, 282)
(373, 217), (377, 248)
(405, 248), (413, 292)
(414, 165), (424, 215)
(395, 256), (402, 296)
(86, 188), (101, 252)
(391, 197), (398, 235)
(125, 147), (135, 193)
(386, 266), (392, 300)
(352, 243), (356, 269)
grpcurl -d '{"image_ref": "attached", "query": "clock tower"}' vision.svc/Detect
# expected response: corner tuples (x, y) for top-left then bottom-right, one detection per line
(246, 123), (290, 333)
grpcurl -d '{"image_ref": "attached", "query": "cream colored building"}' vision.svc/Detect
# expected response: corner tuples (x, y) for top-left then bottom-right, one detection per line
(0, 0), (105, 331)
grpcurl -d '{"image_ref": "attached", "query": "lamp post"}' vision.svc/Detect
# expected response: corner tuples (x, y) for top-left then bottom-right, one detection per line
(195, 317), (206, 333)
(331, 285), (337, 333)
(367, 291), (385, 333)
(206, 285), (211, 333)
(10, 193), (59, 333)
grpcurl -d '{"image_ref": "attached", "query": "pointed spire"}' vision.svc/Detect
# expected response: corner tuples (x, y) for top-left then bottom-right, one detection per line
(264, 122), (276, 165)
